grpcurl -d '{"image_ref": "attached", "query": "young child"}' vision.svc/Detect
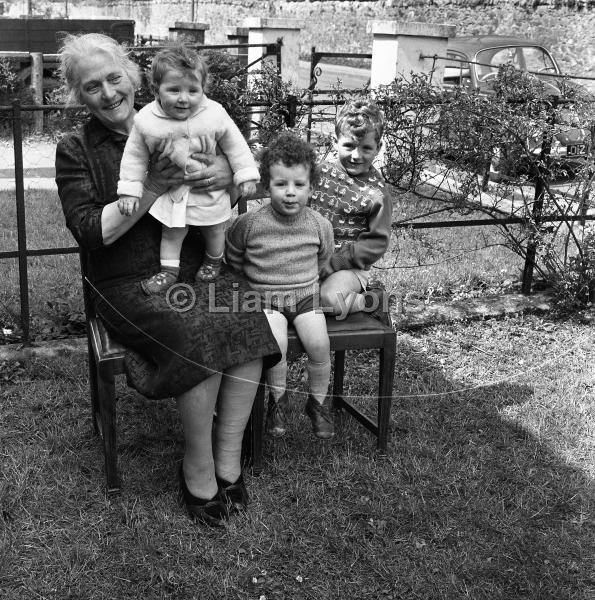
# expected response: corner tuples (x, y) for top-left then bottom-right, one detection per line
(225, 132), (335, 440)
(117, 45), (259, 293)
(310, 98), (393, 320)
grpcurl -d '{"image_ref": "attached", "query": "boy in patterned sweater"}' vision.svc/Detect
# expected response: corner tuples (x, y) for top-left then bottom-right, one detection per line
(310, 99), (393, 320)
(226, 132), (336, 440)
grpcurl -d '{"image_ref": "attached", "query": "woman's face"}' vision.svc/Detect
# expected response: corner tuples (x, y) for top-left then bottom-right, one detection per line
(76, 51), (136, 134)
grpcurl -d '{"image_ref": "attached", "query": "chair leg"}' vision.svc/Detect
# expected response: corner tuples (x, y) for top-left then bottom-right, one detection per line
(377, 337), (396, 453)
(97, 363), (120, 494)
(87, 338), (100, 435)
(246, 374), (266, 476)
(332, 350), (345, 412)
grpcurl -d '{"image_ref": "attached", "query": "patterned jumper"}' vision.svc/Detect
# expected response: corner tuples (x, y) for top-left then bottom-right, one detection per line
(309, 160), (393, 273)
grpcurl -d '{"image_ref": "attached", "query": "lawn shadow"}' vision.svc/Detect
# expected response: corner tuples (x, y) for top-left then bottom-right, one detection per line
(255, 336), (594, 599)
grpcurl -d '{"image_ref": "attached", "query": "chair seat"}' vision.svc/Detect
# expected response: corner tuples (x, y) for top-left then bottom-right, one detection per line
(89, 317), (126, 362)
(288, 312), (391, 354)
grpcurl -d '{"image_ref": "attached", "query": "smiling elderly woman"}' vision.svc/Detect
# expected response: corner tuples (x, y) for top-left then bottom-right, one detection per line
(55, 33), (279, 527)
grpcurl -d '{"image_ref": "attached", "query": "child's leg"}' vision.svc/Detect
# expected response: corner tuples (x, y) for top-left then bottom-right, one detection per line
(142, 225), (188, 294)
(293, 310), (334, 439)
(320, 270), (365, 317)
(292, 310), (331, 404)
(321, 270), (389, 324)
(264, 309), (290, 436)
(197, 222), (226, 282)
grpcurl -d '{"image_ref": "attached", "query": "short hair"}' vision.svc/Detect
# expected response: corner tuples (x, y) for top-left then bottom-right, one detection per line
(335, 98), (385, 144)
(258, 132), (319, 190)
(150, 45), (208, 91)
(58, 33), (141, 105)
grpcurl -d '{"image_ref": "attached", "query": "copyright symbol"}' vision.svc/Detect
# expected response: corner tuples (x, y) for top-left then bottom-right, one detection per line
(166, 283), (196, 313)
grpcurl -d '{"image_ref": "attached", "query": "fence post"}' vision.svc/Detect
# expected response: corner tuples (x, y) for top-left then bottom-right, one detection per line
(244, 17), (304, 87)
(168, 21), (210, 44)
(366, 21), (456, 87)
(225, 26), (249, 68)
(521, 101), (555, 295)
(11, 100), (31, 343)
(285, 94), (297, 128)
(30, 51), (43, 133)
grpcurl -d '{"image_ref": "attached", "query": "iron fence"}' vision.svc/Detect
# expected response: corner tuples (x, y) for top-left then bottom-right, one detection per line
(3, 47), (595, 343)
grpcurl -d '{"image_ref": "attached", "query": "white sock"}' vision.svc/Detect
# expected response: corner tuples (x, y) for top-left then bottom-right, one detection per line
(161, 259), (180, 268)
(307, 358), (331, 404)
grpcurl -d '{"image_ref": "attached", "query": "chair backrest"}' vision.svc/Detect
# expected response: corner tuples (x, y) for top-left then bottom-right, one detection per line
(79, 248), (97, 321)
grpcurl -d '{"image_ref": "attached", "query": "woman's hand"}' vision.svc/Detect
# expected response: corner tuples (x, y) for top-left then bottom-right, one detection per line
(117, 195), (139, 216)
(144, 151), (185, 196)
(184, 153), (233, 192)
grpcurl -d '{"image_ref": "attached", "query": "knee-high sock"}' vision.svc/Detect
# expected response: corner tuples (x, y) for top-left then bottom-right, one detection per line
(307, 358), (331, 404)
(265, 358), (288, 402)
(213, 359), (262, 483)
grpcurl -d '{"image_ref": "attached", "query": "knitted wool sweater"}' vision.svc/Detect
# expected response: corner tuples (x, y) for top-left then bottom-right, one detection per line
(225, 204), (334, 304)
(309, 160), (393, 272)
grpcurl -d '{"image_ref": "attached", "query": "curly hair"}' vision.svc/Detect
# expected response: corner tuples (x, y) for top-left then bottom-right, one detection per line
(58, 33), (141, 105)
(150, 45), (209, 91)
(258, 132), (319, 190)
(335, 98), (385, 143)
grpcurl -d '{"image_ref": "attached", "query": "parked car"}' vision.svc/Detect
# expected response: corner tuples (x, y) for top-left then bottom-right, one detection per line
(441, 35), (592, 175)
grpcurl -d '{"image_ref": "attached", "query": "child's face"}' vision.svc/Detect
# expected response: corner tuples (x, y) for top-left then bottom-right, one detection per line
(156, 68), (203, 120)
(336, 130), (380, 176)
(268, 161), (311, 218)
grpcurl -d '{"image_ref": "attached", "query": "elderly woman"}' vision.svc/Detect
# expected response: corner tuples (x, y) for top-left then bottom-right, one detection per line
(55, 33), (279, 527)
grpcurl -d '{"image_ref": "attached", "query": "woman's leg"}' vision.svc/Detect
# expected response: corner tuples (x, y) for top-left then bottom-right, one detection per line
(213, 358), (263, 483)
(177, 371), (222, 500)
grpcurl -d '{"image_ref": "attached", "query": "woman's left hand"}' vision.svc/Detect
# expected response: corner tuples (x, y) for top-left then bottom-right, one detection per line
(185, 153), (234, 192)
(144, 151), (185, 195)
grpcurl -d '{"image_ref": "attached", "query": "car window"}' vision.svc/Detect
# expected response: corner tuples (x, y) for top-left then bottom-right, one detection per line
(522, 47), (557, 73)
(476, 47), (523, 81)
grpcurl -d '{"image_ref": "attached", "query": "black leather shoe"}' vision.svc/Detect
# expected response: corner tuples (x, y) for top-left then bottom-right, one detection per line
(266, 392), (288, 437)
(304, 395), (334, 439)
(217, 473), (249, 514)
(178, 465), (228, 527)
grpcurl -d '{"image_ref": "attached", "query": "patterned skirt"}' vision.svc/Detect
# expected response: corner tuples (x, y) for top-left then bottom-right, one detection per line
(94, 264), (280, 399)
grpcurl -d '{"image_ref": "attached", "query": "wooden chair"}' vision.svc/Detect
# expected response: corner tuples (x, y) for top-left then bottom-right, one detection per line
(243, 311), (396, 475)
(80, 253), (397, 493)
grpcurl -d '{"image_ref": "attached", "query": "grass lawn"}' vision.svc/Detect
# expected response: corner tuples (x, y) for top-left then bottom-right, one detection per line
(1, 313), (594, 599)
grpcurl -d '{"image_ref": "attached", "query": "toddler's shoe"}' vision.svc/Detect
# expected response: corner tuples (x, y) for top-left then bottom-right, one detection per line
(304, 395), (334, 440)
(141, 269), (178, 295)
(197, 255), (223, 282)
(266, 392), (288, 437)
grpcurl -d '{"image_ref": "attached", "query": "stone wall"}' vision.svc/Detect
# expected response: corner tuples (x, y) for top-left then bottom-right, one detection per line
(8, 0), (595, 76)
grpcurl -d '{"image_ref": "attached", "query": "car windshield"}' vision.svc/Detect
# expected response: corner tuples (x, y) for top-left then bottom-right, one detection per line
(475, 46), (557, 81)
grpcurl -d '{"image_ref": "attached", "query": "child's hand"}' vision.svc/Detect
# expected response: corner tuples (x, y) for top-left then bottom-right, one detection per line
(240, 181), (257, 199)
(118, 195), (139, 216)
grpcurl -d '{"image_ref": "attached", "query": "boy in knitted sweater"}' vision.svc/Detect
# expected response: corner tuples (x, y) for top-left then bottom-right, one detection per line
(310, 99), (392, 319)
(226, 132), (336, 440)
